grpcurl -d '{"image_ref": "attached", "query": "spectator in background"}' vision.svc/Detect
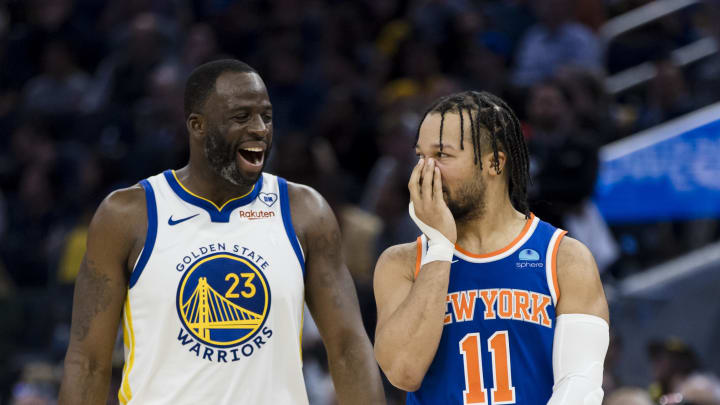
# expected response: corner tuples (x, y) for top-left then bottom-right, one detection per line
(604, 387), (654, 405)
(648, 338), (701, 402)
(3, 165), (58, 287)
(554, 66), (617, 143)
(130, 63), (187, 178)
(362, 110), (417, 250)
(384, 39), (444, 106)
(443, 6), (512, 97)
(636, 57), (696, 131)
(1, 0), (99, 91)
(675, 373), (720, 405)
(511, 0), (603, 87)
(689, 0), (720, 106)
(525, 80), (619, 272)
(180, 23), (222, 76)
(21, 38), (90, 121)
(8, 362), (57, 405)
(526, 81), (598, 224)
(312, 88), (379, 193)
(82, 12), (175, 114)
(1, 124), (58, 288)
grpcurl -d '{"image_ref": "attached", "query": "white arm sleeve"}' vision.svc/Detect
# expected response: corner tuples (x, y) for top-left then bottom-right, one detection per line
(547, 314), (609, 405)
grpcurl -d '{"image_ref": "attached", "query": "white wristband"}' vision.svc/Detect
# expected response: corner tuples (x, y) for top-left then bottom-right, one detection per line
(409, 202), (455, 265)
(422, 239), (455, 266)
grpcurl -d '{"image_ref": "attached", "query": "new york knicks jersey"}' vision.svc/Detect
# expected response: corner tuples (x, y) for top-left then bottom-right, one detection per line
(118, 170), (308, 405)
(407, 215), (566, 405)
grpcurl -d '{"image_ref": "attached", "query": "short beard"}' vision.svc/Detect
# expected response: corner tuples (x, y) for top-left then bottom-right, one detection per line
(445, 176), (486, 223)
(204, 126), (264, 188)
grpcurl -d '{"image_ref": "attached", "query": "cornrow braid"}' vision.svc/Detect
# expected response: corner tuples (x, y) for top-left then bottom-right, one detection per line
(439, 110), (445, 152)
(458, 105), (464, 150)
(414, 90), (531, 218)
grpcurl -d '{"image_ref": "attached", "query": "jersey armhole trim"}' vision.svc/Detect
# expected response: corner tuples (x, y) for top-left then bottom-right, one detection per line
(118, 292), (136, 404)
(278, 177), (306, 277)
(545, 229), (567, 305)
(129, 179), (157, 289)
(414, 236), (422, 279)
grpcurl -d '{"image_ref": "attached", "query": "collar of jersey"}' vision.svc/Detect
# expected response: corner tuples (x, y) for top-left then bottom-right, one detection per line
(163, 170), (263, 223)
(453, 214), (539, 263)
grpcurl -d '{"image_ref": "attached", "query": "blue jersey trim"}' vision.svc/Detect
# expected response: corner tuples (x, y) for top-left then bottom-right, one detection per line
(130, 179), (158, 289)
(278, 177), (306, 277)
(162, 170), (263, 223)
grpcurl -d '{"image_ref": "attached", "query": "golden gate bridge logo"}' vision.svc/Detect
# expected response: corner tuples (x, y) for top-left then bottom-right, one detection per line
(176, 253), (270, 347)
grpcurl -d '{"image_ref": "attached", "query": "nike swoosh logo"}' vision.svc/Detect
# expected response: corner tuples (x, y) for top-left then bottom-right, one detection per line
(168, 214), (199, 226)
(451, 259), (459, 263)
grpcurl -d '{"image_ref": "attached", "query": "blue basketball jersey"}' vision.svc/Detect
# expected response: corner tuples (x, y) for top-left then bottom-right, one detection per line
(407, 215), (566, 405)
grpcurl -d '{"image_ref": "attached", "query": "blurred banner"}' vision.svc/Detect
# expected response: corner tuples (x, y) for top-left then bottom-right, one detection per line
(595, 102), (720, 223)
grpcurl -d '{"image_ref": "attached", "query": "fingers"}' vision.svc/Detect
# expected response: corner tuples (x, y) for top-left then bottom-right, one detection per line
(408, 158), (424, 203)
(421, 158), (435, 202)
(433, 166), (443, 203)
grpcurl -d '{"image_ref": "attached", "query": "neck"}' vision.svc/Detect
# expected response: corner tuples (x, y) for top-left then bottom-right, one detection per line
(455, 189), (528, 255)
(175, 161), (256, 208)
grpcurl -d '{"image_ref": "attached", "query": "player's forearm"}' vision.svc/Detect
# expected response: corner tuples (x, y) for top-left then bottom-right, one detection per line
(58, 349), (112, 405)
(375, 261), (450, 390)
(327, 330), (386, 404)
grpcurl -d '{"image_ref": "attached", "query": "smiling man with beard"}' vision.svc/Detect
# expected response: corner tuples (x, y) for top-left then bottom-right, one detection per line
(58, 59), (384, 405)
(373, 91), (609, 404)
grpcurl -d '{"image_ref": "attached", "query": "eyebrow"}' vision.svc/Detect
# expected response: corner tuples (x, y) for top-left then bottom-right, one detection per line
(415, 143), (458, 150)
(227, 103), (272, 111)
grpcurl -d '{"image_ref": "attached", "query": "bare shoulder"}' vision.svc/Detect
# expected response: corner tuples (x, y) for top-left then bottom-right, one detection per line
(555, 236), (609, 321)
(285, 181), (335, 240)
(556, 236), (596, 275)
(286, 181), (328, 217)
(92, 184), (146, 233)
(377, 242), (417, 269)
(375, 242), (418, 284)
(88, 184), (148, 270)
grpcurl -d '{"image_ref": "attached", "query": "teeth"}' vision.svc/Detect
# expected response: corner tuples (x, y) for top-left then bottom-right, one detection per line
(241, 147), (263, 152)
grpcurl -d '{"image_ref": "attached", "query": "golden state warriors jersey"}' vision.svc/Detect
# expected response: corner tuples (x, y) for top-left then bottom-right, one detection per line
(408, 215), (566, 404)
(118, 170), (308, 405)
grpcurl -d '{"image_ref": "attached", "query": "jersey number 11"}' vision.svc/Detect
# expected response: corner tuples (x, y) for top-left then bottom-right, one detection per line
(459, 331), (516, 404)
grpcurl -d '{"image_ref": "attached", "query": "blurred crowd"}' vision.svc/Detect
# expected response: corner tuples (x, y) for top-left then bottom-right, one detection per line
(602, 337), (720, 405)
(0, 0), (719, 404)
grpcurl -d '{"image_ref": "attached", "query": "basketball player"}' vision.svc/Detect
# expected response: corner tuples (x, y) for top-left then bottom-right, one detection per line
(58, 60), (385, 404)
(373, 91), (609, 404)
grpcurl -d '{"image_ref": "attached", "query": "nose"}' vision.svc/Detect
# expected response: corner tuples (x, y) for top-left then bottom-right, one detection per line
(247, 114), (268, 137)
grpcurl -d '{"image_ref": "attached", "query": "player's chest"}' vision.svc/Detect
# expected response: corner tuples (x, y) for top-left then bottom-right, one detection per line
(442, 261), (555, 329)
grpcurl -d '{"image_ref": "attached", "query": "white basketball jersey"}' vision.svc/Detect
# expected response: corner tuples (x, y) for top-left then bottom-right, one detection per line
(118, 170), (308, 405)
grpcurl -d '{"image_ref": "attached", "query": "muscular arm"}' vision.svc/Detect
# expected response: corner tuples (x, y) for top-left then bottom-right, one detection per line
(58, 187), (146, 405)
(374, 157), (456, 391)
(288, 183), (385, 405)
(548, 236), (610, 405)
(373, 245), (451, 391)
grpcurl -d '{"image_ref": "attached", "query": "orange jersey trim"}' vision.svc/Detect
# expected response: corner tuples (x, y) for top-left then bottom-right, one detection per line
(414, 236), (422, 279)
(455, 214), (535, 259)
(550, 230), (567, 302)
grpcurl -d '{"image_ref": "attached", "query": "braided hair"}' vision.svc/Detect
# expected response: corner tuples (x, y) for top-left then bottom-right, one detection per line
(415, 90), (531, 217)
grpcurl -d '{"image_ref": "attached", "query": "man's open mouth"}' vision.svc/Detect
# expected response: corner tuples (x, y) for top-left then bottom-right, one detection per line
(238, 146), (264, 165)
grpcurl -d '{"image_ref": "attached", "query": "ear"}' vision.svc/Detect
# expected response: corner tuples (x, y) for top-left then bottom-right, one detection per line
(186, 113), (205, 141)
(486, 150), (507, 176)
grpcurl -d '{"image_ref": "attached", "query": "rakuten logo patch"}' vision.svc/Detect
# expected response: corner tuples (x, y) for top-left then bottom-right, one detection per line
(238, 210), (275, 220)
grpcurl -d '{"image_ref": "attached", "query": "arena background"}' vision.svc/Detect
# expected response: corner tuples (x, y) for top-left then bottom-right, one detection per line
(0, 0), (719, 404)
